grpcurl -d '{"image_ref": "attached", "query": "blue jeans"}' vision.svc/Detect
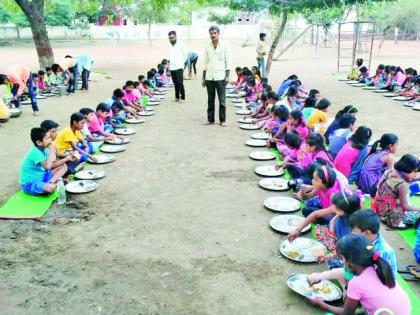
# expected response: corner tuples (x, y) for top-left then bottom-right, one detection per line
(11, 72), (39, 112)
(67, 65), (79, 93)
(257, 57), (265, 78)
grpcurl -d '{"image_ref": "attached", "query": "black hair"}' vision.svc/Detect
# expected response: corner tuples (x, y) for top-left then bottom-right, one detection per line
(304, 97), (316, 109)
(45, 67), (51, 72)
(241, 68), (253, 77)
(40, 120), (59, 131)
(350, 126), (372, 149)
(31, 127), (47, 145)
(247, 77), (256, 86)
(111, 101), (124, 111)
(0, 74), (8, 84)
(315, 98), (331, 110)
(161, 59), (168, 65)
(378, 64), (385, 70)
(96, 103), (110, 112)
(143, 80), (150, 87)
(133, 81), (140, 88)
(336, 105), (358, 120)
(284, 131), (301, 149)
(51, 64), (60, 73)
(125, 80), (134, 87)
(308, 89), (320, 97)
(273, 104), (289, 121)
(252, 66), (261, 78)
(359, 66), (368, 73)
(394, 154), (419, 173)
(138, 75), (145, 81)
(32, 73), (39, 78)
(349, 209), (380, 234)
(209, 25), (220, 33)
(259, 32), (266, 40)
(356, 58), (363, 67)
(396, 66), (403, 73)
(331, 191), (361, 214)
(147, 71), (154, 80)
(79, 108), (94, 116)
(389, 65), (397, 73)
(235, 66), (242, 72)
(260, 94), (268, 102)
(267, 91), (279, 102)
(339, 113), (356, 128)
(314, 164), (336, 188)
(336, 234), (395, 288)
(287, 74), (298, 81)
(168, 30), (176, 36)
(65, 55), (73, 58)
(113, 88), (124, 98)
(306, 132), (327, 153)
(70, 112), (85, 125)
(368, 133), (398, 157)
(38, 70), (45, 76)
(286, 86), (298, 98)
(405, 68), (414, 75)
(290, 110), (305, 127)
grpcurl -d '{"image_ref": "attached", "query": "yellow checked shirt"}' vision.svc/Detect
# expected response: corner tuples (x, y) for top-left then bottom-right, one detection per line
(203, 41), (231, 81)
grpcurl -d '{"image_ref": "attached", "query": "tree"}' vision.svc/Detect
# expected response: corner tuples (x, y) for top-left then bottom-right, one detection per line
(208, 10), (236, 25)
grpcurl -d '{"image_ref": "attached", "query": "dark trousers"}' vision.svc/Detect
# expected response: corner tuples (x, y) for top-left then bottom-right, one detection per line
(185, 57), (198, 75)
(170, 69), (185, 100)
(206, 80), (226, 123)
(81, 68), (90, 90)
(67, 65), (78, 93)
(11, 73), (38, 112)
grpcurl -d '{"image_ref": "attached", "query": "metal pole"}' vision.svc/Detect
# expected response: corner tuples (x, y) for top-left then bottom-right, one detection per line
(368, 22), (375, 71)
(352, 22), (357, 69)
(315, 24), (319, 56)
(337, 23), (341, 73)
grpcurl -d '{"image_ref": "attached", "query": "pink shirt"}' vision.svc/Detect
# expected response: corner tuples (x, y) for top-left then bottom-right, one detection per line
(334, 141), (359, 177)
(301, 150), (332, 169)
(132, 88), (142, 102)
(293, 124), (309, 140)
(123, 90), (136, 105)
(316, 179), (340, 208)
(393, 71), (406, 86)
(87, 113), (104, 133)
(347, 267), (410, 315)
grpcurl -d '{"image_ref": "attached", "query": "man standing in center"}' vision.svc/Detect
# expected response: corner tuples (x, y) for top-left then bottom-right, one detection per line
(168, 30), (187, 103)
(202, 25), (231, 127)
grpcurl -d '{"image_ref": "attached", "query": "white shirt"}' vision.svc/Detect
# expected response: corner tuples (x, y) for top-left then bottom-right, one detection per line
(203, 41), (231, 81)
(169, 41), (187, 71)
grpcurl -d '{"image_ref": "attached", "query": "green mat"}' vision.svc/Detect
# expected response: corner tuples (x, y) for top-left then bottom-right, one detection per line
(0, 191), (57, 220)
(270, 148), (291, 180)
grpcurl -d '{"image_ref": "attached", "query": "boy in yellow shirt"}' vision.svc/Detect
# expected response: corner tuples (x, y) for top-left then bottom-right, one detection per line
(0, 99), (10, 123)
(54, 112), (97, 172)
(307, 98), (331, 135)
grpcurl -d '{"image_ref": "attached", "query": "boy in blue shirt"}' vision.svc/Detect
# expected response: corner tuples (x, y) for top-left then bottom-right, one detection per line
(19, 128), (70, 195)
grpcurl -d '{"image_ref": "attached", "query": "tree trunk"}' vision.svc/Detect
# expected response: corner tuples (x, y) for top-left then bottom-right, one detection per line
(274, 25), (311, 60)
(16, 26), (21, 40)
(15, 0), (54, 69)
(265, 10), (287, 78)
(148, 19), (152, 46)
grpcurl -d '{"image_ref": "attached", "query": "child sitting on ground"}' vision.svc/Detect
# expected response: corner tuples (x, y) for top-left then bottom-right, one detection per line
(324, 105), (358, 142)
(372, 154), (420, 228)
(87, 103), (123, 140)
(358, 133), (398, 196)
(245, 77), (262, 110)
(123, 81), (145, 112)
(334, 126), (372, 183)
(264, 104), (289, 138)
(358, 66), (370, 83)
(328, 114), (356, 159)
(79, 108), (106, 152)
(19, 128), (70, 195)
(307, 234), (410, 315)
(307, 98), (331, 135)
(54, 112), (97, 170)
(347, 58), (363, 80)
(288, 191), (360, 252)
(0, 99), (10, 123)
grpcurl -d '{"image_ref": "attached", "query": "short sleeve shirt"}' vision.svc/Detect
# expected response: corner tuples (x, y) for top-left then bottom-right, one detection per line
(54, 127), (83, 154)
(19, 145), (49, 184)
(87, 114), (103, 134)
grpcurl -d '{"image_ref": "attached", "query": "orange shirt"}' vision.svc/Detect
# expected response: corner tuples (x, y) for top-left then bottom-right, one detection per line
(5, 64), (31, 95)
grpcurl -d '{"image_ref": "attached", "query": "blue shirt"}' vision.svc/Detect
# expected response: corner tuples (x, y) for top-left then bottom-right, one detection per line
(328, 128), (352, 159)
(276, 79), (293, 97)
(76, 54), (93, 71)
(372, 233), (397, 276)
(19, 145), (49, 185)
(185, 52), (198, 66)
(333, 215), (351, 240)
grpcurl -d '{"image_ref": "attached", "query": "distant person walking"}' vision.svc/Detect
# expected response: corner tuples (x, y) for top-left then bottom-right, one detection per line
(168, 30), (187, 102)
(202, 25), (231, 127)
(184, 52), (198, 78)
(256, 33), (267, 78)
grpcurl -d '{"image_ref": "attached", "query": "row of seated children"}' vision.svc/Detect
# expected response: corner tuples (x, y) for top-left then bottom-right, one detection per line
(348, 58), (420, 100)
(0, 54), (94, 119)
(18, 60), (171, 194)
(246, 76), (419, 313)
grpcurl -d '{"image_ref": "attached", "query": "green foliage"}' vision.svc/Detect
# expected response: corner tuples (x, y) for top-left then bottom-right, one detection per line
(0, 6), (11, 23)
(208, 11), (236, 24)
(303, 6), (345, 25)
(45, 0), (75, 26)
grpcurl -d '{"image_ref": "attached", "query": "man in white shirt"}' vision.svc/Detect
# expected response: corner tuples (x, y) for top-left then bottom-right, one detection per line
(168, 31), (187, 102)
(202, 25), (231, 127)
(256, 33), (267, 78)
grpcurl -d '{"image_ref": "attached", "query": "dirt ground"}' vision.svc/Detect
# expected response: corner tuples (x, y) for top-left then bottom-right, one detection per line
(0, 39), (419, 315)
